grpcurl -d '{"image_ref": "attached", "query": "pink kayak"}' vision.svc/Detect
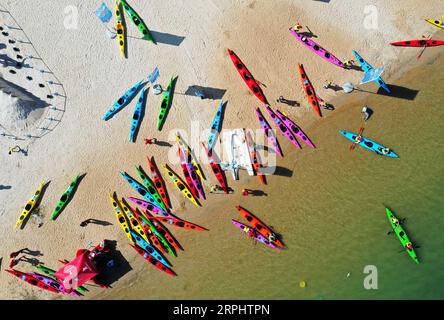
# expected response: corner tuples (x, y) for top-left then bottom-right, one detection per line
(255, 107), (283, 157)
(289, 28), (345, 69)
(265, 105), (301, 149)
(275, 110), (315, 148)
(127, 197), (174, 218)
(231, 219), (278, 249)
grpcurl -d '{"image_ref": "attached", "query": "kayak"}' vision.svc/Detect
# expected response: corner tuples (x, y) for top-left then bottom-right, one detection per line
(157, 76), (177, 131)
(15, 181), (45, 229)
(231, 220), (278, 249)
(236, 205), (285, 248)
(120, 0), (156, 43)
(115, 1), (125, 58)
(340, 130), (399, 158)
(255, 107), (283, 157)
(120, 171), (165, 211)
(244, 131), (266, 185)
(130, 230), (172, 268)
(129, 88), (146, 142)
(208, 100), (224, 150)
(147, 156), (171, 210)
(102, 80), (145, 121)
(178, 146), (199, 199)
(275, 110), (315, 148)
(186, 153), (205, 200)
(127, 197), (173, 218)
(163, 164), (200, 207)
(138, 212), (177, 257)
(135, 165), (167, 211)
(201, 143), (229, 193)
(131, 207), (166, 254)
(109, 192), (134, 243)
(265, 105), (301, 149)
(176, 132), (204, 180)
(33, 265), (87, 294)
(386, 207), (419, 264)
(144, 210), (183, 251)
(298, 64), (322, 117)
(32, 273), (80, 296)
(227, 49), (268, 104)
(289, 28), (345, 68)
(6, 269), (60, 294)
(425, 18), (444, 29)
(352, 50), (390, 93)
(119, 197), (151, 243)
(390, 39), (444, 47)
(157, 216), (208, 231)
(51, 174), (81, 221)
(129, 244), (176, 276)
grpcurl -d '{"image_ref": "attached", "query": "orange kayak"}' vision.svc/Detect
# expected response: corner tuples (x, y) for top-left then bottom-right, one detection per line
(298, 64), (322, 117)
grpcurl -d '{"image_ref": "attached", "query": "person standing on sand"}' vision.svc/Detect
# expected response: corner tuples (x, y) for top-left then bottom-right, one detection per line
(144, 138), (157, 145)
(242, 189), (250, 196)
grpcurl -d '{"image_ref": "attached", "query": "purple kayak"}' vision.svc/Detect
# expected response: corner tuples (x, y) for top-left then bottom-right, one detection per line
(31, 273), (80, 296)
(127, 197), (174, 218)
(265, 105), (301, 149)
(289, 28), (345, 69)
(255, 107), (283, 157)
(231, 219), (278, 249)
(275, 110), (316, 148)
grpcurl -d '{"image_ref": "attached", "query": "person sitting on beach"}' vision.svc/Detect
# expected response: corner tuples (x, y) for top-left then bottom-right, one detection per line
(144, 138), (157, 145)
(343, 60), (355, 68)
(210, 185), (223, 193)
(242, 189), (250, 196)
(292, 22), (303, 32)
(323, 80), (334, 89)
(9, 259), (18, 268)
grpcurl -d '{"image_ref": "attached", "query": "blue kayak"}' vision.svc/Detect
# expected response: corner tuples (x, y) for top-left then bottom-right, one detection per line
(352, 50), (390, 93)
(208, 100), (224, 150)
(129, 88), (147, 142)
(340, 130), (398, 158)
(102, 80), (145, 121)
(120, 172), (165, 210)
(130, 230), (172, 268)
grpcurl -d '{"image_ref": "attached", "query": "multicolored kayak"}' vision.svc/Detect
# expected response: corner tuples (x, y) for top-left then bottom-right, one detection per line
(425, 17), (444, 29)
(275, 110), (315, 148)
(131, 207), (164, 254)
(176, 132), (204, 180)
(231, 220), (278, 249)
(51, 174), (81, 221)
(129, 88), (146, 142)
(163, 164), (200, 207)
(208, 100), (224, 150)
(254, 107), (283, 157)
(15, 181), (45, 229)
(227, 49), (268, 104)
(138, 213), (177, 257)
(135, 165), (167, 211)
(178, 146), (199, 199)
(33, 265), (87, 294)
(390, 39), (444, 47)
(244, 131), (266, 185)
(129, 244), (176, 276)
(184, 151), (205, 200)
(6, 269), (60, 294)
(32, 273), (80, 296)
(298, 64), (322, 117)
(386, 207), (419, 264)
(115, 0), (126, 58)
(127, 197), (173, 218)
(156, 216), (208, 231)
(109, 192), (134, 243)
(352, 50), (390, 93)
(157, 76), (177, 131)
(144, 210), (183, 251)
(130, 230), (172, 268)
(120, 171), (165, 211)
(340, 130), (399, 158)
(201, 143), (229, 193)
(147, 156), (171, 210)
(235, 205), (285, 248)
(120, 0), (156, 43)
(265, 105), (301, 149)
(119, 197), (150, 243)
(289, 28), (345, 68)
(102, 80), (145, 121)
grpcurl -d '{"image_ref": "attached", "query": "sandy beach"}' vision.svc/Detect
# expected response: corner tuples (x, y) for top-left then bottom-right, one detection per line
(1, 0), (443, 299)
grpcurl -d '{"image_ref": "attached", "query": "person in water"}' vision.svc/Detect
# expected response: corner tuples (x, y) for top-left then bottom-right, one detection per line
(406, 242), (414, 251)
(391, 216), (399, 227)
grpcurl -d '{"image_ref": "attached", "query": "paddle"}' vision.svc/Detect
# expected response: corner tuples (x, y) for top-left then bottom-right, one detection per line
(417, 34), (431, 60)
(349, 127), (364, 151)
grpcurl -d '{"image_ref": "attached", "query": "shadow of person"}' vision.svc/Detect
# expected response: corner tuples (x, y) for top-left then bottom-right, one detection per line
(250, 190), (267, 196)
(0, 185), (12, 190)
(19, 256), (42, 266)
(84, 219), (113, 227)
(155, 140), (173, 147)
(20, 248), (43, 257)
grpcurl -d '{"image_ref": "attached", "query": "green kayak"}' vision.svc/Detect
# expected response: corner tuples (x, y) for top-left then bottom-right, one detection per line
(120, 0), (156, 44)
(157, 76), (177, 131)
(139, 213), (176, 257)
(135, 165), (167, 211)
(33, 265), (88, 294)
(51, 174), (81, 220)
(386, 207), (419, 264)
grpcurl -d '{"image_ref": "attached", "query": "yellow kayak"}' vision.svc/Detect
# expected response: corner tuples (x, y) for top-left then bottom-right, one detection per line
(163, 164), (200, 207)
(15, 181), (45, 230)
(115, 0), (126, 57)
(119, 197), (151, 243)
(425, 17), (444, 29)
(175, 133), (204, 180)
(109, 192), (133, 243)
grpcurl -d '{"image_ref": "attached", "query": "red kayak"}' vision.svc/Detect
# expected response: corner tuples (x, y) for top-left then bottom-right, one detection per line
(227, 49), (268, 104)
(235, 205), (285, 248)
(201, 143), (229, 193)
(156, 216), (208, 231)
(6, 269), (61, 294)
(298, 64), (322, 117)
(147, 156), (171, 210)
(144, 210), (183, 251)
(390, 39), (444, 47)
(129, 244), (176, 277)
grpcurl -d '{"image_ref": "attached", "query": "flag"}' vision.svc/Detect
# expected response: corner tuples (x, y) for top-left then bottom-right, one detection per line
(95, 2), (113, 23)
(147, 66), (160, 84)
